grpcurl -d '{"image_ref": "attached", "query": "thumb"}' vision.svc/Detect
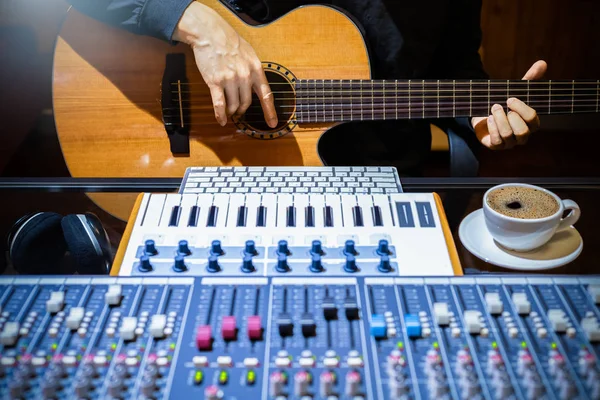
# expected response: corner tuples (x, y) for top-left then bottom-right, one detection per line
(522, 60), (548, 80)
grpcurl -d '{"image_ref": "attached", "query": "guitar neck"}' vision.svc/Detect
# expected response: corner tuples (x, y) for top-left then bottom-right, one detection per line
(294, 79), (600, 123)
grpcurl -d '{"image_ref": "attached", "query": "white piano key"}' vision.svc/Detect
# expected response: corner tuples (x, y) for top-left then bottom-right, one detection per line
(213, 194), (230, 228)
(159, 194), (182, 228)
(341, 195), (358, 228)
(245, 194), (261, 228)
(142, 194), (167, 227)
(277, 194), (293, 228)
(180, 195), (198, 227)
(294, 194), (309, 228)
(196, 195), (213, 228)
(309, 195), (325, 228)
(325, 195), (343, 228)
(372, 195), (394, 227)
(226, 194), (245, 228)
(261, 194), (277, 228)
(357, 195), (374, 228)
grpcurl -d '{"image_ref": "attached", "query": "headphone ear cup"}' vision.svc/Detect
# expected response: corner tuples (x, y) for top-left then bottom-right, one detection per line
(9, 212), (69, 275)
(61, 214), (110, 275)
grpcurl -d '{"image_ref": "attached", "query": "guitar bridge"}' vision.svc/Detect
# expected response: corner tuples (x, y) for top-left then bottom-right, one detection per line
(161, 53), (190, 156)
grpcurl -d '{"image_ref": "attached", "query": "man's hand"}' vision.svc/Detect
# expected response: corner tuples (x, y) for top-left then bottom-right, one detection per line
(173, 2), (278, 128)
(472, 60), (547, 150)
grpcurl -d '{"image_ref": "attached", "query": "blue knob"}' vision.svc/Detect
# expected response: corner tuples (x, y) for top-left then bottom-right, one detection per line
(172, 255), (187, 273)
(144, 240), (157, 256)
(378, 255), (392, 273)
(371, 315), (387, 339)
(210, 240), (224, 256)
(405, 314), (421, 338)
(178, 240), (191, 255)
(310, 253), (324, 273)
(344, 240), (357, 255)
(244, 240), (257, 256)
(310, 240), (324, 255)
(241, 254), (255, 273)
(277, 240), (290, 255)
(207, 254), (221, 273)
(344, 254), (358, 273)
(138, 255), (153, 272)
(377, 239), (390, 255)
(276, 253), (290, 273)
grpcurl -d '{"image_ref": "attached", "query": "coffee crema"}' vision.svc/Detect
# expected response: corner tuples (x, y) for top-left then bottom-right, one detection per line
(486, 186), (559, 219)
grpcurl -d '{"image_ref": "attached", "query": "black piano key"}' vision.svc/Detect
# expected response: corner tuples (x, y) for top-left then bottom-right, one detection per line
(324, 206), (333, 227)
(372, 206), (383, 227)
(305, 206), (315, 227)
(169, 206), (181, 227)
(188, 206), (199, 227)
(352, 206), (363, 227)
(236, 206), (247, 227)
(206, 205), (218, 227)
(256, 205), (266, 227)
(286, 206), (296, 227)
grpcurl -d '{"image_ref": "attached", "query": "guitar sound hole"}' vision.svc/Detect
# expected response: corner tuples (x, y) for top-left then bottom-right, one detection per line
(240, 70), (295, 132)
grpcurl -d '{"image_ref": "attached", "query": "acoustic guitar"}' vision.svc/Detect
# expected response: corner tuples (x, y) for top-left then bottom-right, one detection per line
(53, 0), (600, 221)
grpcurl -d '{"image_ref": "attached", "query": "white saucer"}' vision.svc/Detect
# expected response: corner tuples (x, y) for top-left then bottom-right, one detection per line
(459, 209), (583, 271)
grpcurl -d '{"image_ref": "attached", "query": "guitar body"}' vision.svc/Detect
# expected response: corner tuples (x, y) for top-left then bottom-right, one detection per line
(52, 0), (371, 220)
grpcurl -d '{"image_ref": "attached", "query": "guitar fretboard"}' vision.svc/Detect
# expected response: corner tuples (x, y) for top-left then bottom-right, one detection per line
(294, 79), (600, 123)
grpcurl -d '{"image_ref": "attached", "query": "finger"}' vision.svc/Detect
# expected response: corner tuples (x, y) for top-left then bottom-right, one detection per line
(224, 80), (240, 117)
(491, 104), (516, 149)
(507, 110), (530, 145)
(507, 98), (540, 131)
(486, 114), (503, 150)
(237, 80), (253, 116)
(209, 85), (227, 126)
(522, 60), (548, 80)
(252, 65), (278, 128)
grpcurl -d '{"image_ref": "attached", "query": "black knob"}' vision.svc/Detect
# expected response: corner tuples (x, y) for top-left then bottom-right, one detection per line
(310, 254), (324, 273)
(207, 254), (221, 273)
(138, 255), (153, 273)
(244, 240), (258, 256)
(344, 240), (357, 255)
(276, 253), (290, 273)
(277, 240), (290, 255)
(377, 239), (390, 255)
(172, 255), (187, 273)
(378, 255), (392, 273)
(322, 297), (338, 321)
(301, 312), (317, 337)
(310, 240), (324, 255)
(277, 312), (294, 337)
(144, 239), (158, 255)
(178, 240), (191, 255)
(344, 254), (358, 273)
(241, 254), (255, 273)
(210, 240), (224, 256)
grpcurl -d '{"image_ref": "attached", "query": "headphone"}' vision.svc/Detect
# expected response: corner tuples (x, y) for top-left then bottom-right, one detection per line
(3, 212), (112, 275)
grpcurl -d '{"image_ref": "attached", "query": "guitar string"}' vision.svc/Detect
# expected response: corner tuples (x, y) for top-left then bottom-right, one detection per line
(171, 81), (599, 86)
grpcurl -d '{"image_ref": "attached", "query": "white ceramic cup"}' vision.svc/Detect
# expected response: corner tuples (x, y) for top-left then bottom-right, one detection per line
(483, 183), (581, 252)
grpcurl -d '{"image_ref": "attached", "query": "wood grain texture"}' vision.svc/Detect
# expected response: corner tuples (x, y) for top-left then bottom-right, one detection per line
(53, 0), (371, 219)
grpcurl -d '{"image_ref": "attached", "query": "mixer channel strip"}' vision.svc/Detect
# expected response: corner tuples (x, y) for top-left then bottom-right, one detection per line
(0, 275), (599, 399)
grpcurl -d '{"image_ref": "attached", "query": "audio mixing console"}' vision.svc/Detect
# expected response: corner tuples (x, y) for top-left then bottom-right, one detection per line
(0, 275), (599, 399)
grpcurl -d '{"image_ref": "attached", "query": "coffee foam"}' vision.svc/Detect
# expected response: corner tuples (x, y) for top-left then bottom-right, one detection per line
(486, 186), (559, 219)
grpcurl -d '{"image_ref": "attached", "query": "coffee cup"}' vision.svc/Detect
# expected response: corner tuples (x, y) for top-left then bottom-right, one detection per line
(483, 183), (580, 252)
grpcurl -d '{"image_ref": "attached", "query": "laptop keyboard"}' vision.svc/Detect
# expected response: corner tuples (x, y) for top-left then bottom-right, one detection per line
(179, 167), (403, 194)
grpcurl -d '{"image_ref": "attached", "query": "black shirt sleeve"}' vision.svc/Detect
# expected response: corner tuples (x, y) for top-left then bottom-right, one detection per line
(67, 0), (194, 42)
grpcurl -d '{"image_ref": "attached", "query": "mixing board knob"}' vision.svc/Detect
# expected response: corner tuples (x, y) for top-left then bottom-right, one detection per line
(277, 240), (290, 256)
(9, 378), (26, 399)
(173, 255), (188, 272)
(389, 373), (409, 398)
(319, 371), (336, 397)
(310, 240), (324, 255)
(277, 313), (294, 337)
(144, 239), (158, 255)
(558, 379), (577, 399)
(345, 371), (362, 397)
(207, 255), (220, 273)
(113, 363), (129, 379)
(310, 254), (324, 273)
(578, 350), (596, 376)
(525, 374), (545, 398)
(178, 240), (191, 255)
(140, 375), (156, 397)
(458, 374), (480, 399)
(221, 316), (237, 340)
(196, 325), (212, 350)
(276, 253), (290, 273)
(549, 353), (566, 376)
(322, 297), (337, 320)
(301, 313), (317, 337)
(108, 375), (125, 397)
(370, 315), (387, 339)
(81, 363), (98, 379)
(344, 254), (358, 273)
(344, 240), (357, 255)
(428, 375), (448, 397)
(247, 315), (262, 340)
(105, 284), (122, 306)
(242, 254), (256, 273)
(344, 296), (360, 320)
(205, 385), (224, 400)
(517, 351), (534, 376)
(41, 377), (59, 398)
(138, 255), (153, 272)
(244, 240), (258, 256)
(46, 362), (65, 379)
(294, 371), (312, 396)
(211, 240), (224, 255)
(269, 371), (287, 397)
(378, 255), (392, 273)
(405, 314), (421, 338)
(74, 377), (91, 398)
(376, 239), (390, 255)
